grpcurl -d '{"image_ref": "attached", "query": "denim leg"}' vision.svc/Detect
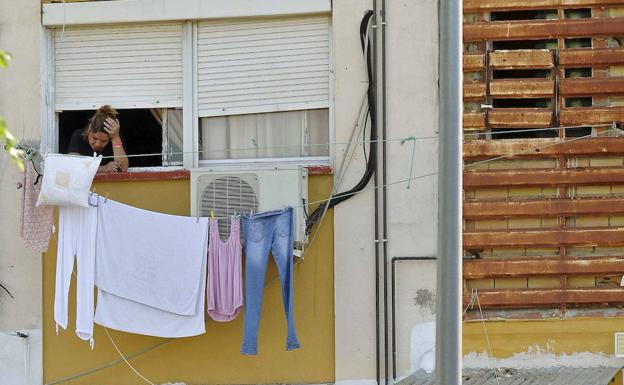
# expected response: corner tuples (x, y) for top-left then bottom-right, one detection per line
(271, 208), (300, 351)
(240, 217), (271, 355)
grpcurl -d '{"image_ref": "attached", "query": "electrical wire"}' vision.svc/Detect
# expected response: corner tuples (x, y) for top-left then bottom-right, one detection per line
(305, 10), (378, 235)
(463, 123), (613, 137)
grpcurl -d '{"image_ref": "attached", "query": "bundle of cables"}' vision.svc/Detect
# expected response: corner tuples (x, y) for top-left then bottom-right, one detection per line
(305, 10), (377, 235)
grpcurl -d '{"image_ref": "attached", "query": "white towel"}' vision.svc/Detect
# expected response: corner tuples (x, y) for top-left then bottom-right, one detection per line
(94, 198), (209, 337)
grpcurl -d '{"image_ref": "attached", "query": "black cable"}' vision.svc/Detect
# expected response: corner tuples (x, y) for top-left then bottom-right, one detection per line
(363, 107), (370, 165)
(305, 10), (377, 234)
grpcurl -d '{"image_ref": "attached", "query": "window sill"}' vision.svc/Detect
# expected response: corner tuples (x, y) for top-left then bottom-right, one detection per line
(94, 168), (190, 182)
(93, 165), (332, 182)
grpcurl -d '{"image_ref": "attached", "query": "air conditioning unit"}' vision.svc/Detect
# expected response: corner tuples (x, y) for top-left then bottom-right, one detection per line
(615, 332), (624, 357)
(191, 165), (309, 249)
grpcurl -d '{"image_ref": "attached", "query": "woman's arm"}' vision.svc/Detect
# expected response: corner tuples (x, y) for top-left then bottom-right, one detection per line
(103, 118), (129, 172)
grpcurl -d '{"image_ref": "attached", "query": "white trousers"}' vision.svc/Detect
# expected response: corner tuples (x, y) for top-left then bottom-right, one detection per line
(54, 203), (97, 346)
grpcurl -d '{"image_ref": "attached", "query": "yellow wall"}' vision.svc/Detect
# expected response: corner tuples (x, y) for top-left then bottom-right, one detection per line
(464, 318), (624, 357)
(43, 175), (334, 385)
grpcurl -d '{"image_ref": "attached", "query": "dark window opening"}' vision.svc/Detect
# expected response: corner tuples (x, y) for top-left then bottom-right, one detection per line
(493, 69), (551, 79)
(565, 126), (592, 137)
(565, 97), (592, 107)
(565, 67), (592, 78)
(491, 127), (558, 139)
(493, 39), (557, 50)
(564, 8), (591, 19)
(491, 10), (558, 21)
(59, 109), (163, 167)
(565, 38), (592, 49)
(493, 98), (552, 108)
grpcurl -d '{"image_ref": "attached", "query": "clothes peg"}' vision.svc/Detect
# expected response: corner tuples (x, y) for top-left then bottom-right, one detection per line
(104, 192), (110, 203)
(210, 210), (215, 219)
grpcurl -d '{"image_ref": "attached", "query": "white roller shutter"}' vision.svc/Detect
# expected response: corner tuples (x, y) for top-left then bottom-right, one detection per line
(197, 16), (330, 117)
(54, 23), (183, 110)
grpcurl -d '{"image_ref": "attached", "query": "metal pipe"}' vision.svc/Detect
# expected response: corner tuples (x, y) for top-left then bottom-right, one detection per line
(391, 256), (437, 380)
(379, 0), (389, 383)
(372, 0), (382, 384)
(435, 0), (463, 382)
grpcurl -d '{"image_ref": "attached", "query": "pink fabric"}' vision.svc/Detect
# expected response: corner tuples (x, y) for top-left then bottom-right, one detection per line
(207, 216), (243, 322)
(20, 162), (54, 252)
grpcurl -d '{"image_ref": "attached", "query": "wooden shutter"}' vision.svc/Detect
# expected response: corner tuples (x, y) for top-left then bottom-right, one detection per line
(197, 16), (330, 117)
(54, 23), (183, 110)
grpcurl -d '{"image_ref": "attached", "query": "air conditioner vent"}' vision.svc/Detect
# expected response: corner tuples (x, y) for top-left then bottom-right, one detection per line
(615, 333), (624, 357)
(199, 174), (258, 236)
(191, 166), (308, 249)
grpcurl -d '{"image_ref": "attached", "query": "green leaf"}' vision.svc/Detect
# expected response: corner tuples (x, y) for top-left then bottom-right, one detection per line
(0, 50), (12, 68)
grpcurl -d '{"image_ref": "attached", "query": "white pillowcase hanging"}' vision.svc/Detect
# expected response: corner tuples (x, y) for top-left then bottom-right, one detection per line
(36, 154), (102, 208)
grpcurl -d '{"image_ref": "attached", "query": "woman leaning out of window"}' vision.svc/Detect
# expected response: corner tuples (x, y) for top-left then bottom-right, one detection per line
(68, 105), (129, 173)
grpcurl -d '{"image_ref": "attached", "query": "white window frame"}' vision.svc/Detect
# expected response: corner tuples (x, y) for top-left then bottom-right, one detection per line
(41, 0), (333, 170)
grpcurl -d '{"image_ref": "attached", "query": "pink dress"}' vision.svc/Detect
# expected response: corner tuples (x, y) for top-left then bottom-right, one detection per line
(207, 216), (243, 322)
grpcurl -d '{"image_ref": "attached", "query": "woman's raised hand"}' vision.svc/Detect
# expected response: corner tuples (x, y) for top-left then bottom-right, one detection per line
(103, 118), (121, 140)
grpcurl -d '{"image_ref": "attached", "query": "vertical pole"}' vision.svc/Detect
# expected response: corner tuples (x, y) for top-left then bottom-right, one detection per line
(436, 0), (463, 383)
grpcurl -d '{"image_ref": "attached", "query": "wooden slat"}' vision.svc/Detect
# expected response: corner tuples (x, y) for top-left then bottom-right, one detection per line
(560, 48), (624, 67)
(464, 257), (624, 278)
(488, 108), (553, 127)
(464, 53), (485, 71)
(464, 112), (486, 129)
(464, 137), (624, 159)
(465, 197), (624, 219)
(463, 288), (624, 307)
(464, 0), (624, 12)
(464, 168), (624, 187)
(464, 18), (624, 42)
(489, 50), (553, 69)
(490, 79), (554, 98)
(464, 82), (487, 100)
(560, 77), (624, 96)
(560, 107), (624, 125)
(464, 228), (624, 248)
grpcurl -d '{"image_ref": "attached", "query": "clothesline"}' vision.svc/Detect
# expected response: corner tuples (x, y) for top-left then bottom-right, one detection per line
(100, 135), (439, 160)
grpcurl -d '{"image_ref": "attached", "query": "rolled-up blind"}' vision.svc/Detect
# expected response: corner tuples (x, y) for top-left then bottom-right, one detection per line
(197, 16), (330, 117)
(54, 23), (184, 110)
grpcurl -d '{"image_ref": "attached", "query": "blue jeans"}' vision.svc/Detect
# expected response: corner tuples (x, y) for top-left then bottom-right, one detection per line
(241, 207), (300, 355)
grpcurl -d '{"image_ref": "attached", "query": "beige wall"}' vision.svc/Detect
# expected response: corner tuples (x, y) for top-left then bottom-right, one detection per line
(333, 0), (439, 383)
(0, 1), (44, 384)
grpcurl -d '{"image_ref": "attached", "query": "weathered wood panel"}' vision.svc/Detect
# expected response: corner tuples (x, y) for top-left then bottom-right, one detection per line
(464, 53), (485, 71)
(464, 137), (624, 159)
(489, 50), (554, 69)
(488, 108), (553, 127)
(560, 78), (624, 96)
(464, 18), (624, 42)
(464, 112), (486, 129)
(464, 198), (624, 218)
(464, 257), (624, 278)
(560, 107), (624, 125)
(560, 48), (624, 67)
(464, 288), (624, 307)
(490, 79), (555, 98)
(464, 228), (624, 248)
(465, 168), (624, 187)
(464, 0), (624, 12)
(464, 82), (487, 100)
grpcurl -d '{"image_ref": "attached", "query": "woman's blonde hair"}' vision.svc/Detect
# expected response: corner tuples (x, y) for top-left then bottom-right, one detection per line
(82, 105), (118, 139)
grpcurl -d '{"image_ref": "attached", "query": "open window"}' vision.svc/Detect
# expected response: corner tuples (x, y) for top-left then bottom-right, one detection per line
(49, 15), (332, 168)
(58, 108), (183, 167)
(52, 23), (184, 167)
